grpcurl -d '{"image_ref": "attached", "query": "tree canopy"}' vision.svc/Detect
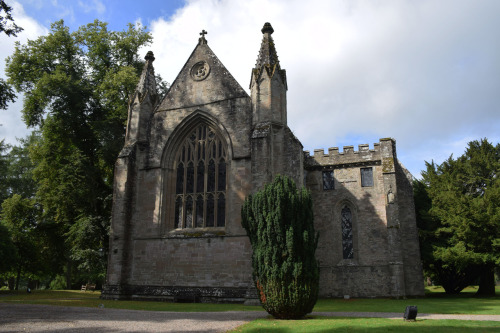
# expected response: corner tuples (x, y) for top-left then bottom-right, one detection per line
(0, 1), (21, 112)
(0, 1), (23, 37)
(2, 19), (165, 289)
(415, 138), (500, 295)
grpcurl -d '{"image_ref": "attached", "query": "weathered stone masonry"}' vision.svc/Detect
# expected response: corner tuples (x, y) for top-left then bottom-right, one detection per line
(102, 23), (424, 302)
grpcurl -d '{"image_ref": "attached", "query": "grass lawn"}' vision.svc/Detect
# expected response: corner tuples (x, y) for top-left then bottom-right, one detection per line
(1, 287), (499, 332)
(0, 286), (499, 314)
(229, 316), (500, 332)
(312, 286), (500, 315)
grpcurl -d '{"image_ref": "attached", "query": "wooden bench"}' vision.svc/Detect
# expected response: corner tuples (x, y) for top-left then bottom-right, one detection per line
(81, 284), (96, 292)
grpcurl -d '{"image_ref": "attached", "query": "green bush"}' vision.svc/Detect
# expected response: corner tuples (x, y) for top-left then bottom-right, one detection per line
(241, 175), (319, 319)
(49, 275), (66, 290)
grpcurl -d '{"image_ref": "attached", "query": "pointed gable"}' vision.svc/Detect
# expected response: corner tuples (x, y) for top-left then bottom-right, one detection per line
(158, 35), (249, 112)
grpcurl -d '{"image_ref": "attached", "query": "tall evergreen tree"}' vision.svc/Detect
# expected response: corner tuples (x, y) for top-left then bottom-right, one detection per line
(417, 139), (499, 295)
(241, 175), (319, 319)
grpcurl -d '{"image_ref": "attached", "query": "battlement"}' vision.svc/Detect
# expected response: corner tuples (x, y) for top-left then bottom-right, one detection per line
(304, 138), (395, 169)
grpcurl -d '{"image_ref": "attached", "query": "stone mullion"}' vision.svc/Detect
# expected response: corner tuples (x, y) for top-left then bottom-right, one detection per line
(181, 143), (188, 229)
(203, 137), (209, 228)
(214, 138), (219, 226)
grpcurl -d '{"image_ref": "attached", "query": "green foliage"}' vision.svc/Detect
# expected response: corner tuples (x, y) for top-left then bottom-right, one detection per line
(0, 221), (17, 273)
(0, 78), (16, 110)
(241, 175), (319, 319)
(0, 194), (40, 289)
(4, 19), (164, 287)
(49, 275), (66, 290)
(416, 139), (500, 295)
(0, 1), (23, 37)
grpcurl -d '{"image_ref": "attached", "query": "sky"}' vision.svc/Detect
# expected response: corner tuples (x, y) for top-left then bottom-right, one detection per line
(1, 0), (499, 178)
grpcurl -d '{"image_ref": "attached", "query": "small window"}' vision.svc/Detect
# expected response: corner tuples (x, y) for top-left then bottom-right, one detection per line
(322, 170), (334, 190)
(361, 167), (373, 187)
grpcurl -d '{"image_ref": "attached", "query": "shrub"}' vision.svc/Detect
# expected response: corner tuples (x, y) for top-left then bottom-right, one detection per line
(241, 175), (319, 319)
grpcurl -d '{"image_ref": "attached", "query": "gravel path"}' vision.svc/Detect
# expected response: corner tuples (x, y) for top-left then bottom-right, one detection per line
(1, 303), (499, 332)
(0, 304), (266, 333)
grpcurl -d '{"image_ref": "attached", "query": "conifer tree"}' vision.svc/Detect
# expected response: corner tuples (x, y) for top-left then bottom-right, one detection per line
(241, 175), (319, 319)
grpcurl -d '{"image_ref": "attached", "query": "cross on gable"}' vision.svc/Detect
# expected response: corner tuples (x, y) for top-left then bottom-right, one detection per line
(200, 30), (208, 38)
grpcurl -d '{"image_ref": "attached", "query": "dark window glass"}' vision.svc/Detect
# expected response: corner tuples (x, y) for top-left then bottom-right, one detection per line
(341, 206), (354, 259)
(218, 160), (226, 191)
(206, 194), (215, 227)
(175, 197), (183, 229)
(186, 162), (194, 193)
(172, 124), (226, 229)
(196, 161), (204, 193)
(185, 196), (193, 228)
(207, 160), (215, 192)
(176, 164), (184, 194)
(217, 194), (225, 227)
(361, 167), (373, 187)
(196, 195), (204, 228)
(322, 170), (334, 190)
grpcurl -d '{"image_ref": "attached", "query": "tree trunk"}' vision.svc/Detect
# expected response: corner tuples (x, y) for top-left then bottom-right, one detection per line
(8, 277), (14, 290)
(65, 260), (72, 289)
(15, 266), (21, 291)
(477, 266), (496, 296)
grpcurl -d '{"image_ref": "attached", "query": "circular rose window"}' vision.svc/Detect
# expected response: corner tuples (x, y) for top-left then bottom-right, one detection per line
(190, 61), (210, 81)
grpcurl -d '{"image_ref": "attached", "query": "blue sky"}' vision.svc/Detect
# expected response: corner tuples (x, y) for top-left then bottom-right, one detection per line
(1, 0), (499, 178)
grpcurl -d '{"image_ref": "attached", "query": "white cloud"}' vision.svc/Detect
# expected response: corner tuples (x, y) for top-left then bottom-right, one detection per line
(0, 1), (47, 144)
(146, 0), (500, 177)
(2, 0), (499, 178)
(78, 0), (106, 15)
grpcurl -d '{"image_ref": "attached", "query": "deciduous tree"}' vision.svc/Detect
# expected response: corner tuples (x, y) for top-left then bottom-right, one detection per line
(5, 19), (166, 287)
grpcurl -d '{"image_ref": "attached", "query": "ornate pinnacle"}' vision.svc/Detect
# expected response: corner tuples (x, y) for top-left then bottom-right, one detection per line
(145, 51), (155, 62)
(261, 22), (274, 35)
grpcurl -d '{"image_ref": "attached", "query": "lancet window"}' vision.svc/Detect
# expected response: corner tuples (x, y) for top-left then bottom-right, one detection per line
(341, 205), (354, 259)
(174, 124), (227, 228)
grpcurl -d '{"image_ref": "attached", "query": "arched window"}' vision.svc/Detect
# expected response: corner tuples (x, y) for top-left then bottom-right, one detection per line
(173, 124), (227, 228)
(341, 205), (354, 259)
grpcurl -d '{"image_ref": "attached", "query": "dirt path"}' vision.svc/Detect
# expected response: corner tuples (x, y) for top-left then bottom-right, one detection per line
(1, 303), (499, 332)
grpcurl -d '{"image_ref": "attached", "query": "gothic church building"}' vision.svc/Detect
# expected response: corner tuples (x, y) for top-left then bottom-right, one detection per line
(102, 23), (424, 302)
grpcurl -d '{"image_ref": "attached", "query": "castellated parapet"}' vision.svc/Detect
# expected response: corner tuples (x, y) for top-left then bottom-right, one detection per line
(305, 141), (385, 169)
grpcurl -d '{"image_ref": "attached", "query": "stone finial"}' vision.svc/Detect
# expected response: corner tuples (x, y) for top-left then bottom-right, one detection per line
(145, 51), (155, 62)
(261, 22), (274, 35)
(198, 29), (208, 45)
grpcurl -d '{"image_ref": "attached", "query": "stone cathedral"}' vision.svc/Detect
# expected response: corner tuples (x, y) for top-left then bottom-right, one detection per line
(102, 23), (424, 302)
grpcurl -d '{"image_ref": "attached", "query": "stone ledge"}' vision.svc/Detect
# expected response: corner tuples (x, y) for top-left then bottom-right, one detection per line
(101, 284), (256, 304)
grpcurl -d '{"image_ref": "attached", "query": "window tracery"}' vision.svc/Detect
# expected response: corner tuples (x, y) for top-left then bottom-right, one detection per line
(341, 205), (354, 259)
(173, 124), (227, 228)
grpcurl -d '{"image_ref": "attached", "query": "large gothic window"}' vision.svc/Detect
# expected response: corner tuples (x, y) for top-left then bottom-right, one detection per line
(173, 124), (227, 228)
(341, 206), (354, 259)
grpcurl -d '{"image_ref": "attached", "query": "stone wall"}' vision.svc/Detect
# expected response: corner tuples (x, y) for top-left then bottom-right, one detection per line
(305, 139), (424, 297)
